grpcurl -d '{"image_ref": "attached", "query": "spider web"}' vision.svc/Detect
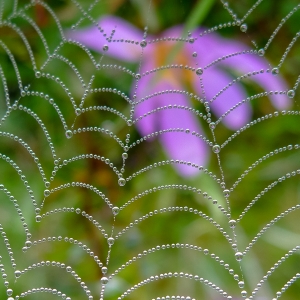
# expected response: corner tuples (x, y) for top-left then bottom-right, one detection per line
(0, 0), (300, 299)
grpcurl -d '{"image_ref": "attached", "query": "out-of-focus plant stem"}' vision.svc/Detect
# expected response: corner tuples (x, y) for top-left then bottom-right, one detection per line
(166, 0), (216, 64)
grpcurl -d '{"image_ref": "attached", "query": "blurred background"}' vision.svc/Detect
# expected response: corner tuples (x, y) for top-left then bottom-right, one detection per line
(0, 0), (300, 299)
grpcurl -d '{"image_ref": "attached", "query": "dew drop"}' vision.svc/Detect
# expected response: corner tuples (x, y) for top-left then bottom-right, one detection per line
(235, 252), (243, 261)
(271, 67), (279, 76)
(75, 108), (81, 115)
(103, 44), (109, 51)
(112, 206), (119, 215)
(223, 189), (230, 197)
(258, 49), (265, 56)
(107, 237), (115, 245)
(14, 270), (21, 278)
(35, 71), (41, 78)
(36, 215), (42, 222)
(238, 280), (245, 288)
(240, 24), (247, 32)
(102, 266), (108, 274)
(122, 153), (128, 159)
(140, 40), (147, 47)
(25, 240), (32, 248)
(196, 68), (203, 76)
(212, 144), (221, 153)
(287, 89), (295, 98)
(192, 52), (197, 57)
(241, 290), (247, 297)
(65, 130), (73, 139)
(229, 219), (236, 228)
(101, 276), (108, 284)
(44, 189), (50, 197)
(6, 288), (13, 296)
(135, 73), (141, 80)
(118, 178), (126, 186)
(127, 120), (132, 126)
(209, 122), (216, 129)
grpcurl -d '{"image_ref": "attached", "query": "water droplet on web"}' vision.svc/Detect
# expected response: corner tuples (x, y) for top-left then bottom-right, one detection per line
(101, 277), (108, 284)
(44, 189), (50, 197)
(107, 237), (115, 245)
(189, 38), (195, 44)
(209, 122), (216, 129)
(6, 288), (13, 296)
(240, 24), (248, 32)
(258, 49), (265, 56)
(122, 152), (128, 159)
(238, 280), (245, 288)
(118, 178), (126, 186)
(75, 108), (81, 115)
(25, 240), (32, 248)
(235, 252), (243, 261)
(14, 270), (21, 278)
(103, 45), (109, 51)
(36, 215), (42, 222)
(135, 73), (141, 80)
(102, 266), (108, 274)
(192, 52), (197, 57)
(271, 67), (279, 76)
(196, 68), (203, 76)
(140, 40), (147, 47)
(287, 89), (295, 98)
(241, 290), (247, 297)
(127, 120), (132, 126)
(212, 144), (221, 153)
(229, 219), (236, 228)
(35, 71), (41, 78)
(112, 206), (119, 215)
(65, 130), (73, 139)
(223, 189), (230, 197)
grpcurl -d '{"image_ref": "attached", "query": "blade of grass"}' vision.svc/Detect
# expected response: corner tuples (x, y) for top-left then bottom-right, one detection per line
(147, 0), (216, 88)
(166, 0), (216, 65)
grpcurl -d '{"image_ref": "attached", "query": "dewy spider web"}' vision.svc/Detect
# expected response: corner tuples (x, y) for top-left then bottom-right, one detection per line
(0, 0), (299, 299)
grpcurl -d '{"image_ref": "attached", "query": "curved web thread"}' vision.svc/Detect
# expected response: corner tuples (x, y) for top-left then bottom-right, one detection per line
(0, 0), (299, 300)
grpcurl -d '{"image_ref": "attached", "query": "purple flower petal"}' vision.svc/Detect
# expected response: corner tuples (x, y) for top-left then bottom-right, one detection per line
(193, 67), (252, 129)
(192, 32), (291, 110)
(135, 77), (209, 177)
(68, 16), (291, 175)
(66, 15), (144, 62)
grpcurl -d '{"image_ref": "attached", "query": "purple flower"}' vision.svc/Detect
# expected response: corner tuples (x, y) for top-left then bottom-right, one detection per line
(66, 16), (291, 176)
